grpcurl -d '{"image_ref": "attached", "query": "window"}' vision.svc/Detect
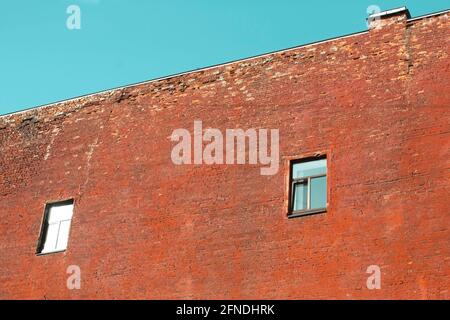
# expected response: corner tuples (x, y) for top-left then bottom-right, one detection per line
(37, 200), (74, 254)
(289, 157), (327, 217)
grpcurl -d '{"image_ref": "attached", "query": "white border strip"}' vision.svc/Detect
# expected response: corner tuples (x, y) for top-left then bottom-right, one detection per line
(369, 6), (407, 19)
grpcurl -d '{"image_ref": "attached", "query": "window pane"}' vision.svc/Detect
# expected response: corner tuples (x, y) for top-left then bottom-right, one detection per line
(48, 203), (74, 223)
(293, 182), (308, 211)
(293, 159), (326, 179)
(310, 176), (327, 209)
(56, 220), (72, 251)
(41, 223), (59, 253)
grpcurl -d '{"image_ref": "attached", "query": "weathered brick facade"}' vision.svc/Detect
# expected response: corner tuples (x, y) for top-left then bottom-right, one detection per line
(0, 8), (449, 299)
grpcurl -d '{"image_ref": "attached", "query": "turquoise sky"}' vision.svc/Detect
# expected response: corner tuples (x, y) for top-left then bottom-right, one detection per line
(0, 0), (448, 115)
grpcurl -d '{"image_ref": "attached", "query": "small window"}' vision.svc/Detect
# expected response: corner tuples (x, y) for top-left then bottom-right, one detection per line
(289, 157), (327, 217)
(37, 200), (74, 254)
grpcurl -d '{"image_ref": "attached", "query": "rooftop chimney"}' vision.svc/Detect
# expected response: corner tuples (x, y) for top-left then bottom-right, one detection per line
(367, 6), (411, 30)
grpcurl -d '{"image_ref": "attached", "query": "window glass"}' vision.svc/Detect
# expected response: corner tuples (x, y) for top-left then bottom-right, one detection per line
(292, 159), (326, 179)
(48, 204), (74, 223)
(41, 223), (59, 254)
(310, 176), (327, 209)
(56, 220), (72, 251)
(293, 182), (308, 211)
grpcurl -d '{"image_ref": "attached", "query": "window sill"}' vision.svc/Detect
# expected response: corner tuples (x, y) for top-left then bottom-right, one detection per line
(36, 249), (66, 256)
(288, 208), (326, 219)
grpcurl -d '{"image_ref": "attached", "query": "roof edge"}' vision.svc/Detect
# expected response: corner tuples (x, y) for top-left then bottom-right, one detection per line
(407, 8), (449, 22)
(0, 29), (369, 119)
(1, 7), (449, 119)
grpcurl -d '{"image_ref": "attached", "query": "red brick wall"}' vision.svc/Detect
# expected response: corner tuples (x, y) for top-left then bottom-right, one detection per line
(0, 10), (449, 299)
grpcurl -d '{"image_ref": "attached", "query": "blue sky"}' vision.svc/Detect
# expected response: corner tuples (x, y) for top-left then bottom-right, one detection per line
(0, 0), (448, 115)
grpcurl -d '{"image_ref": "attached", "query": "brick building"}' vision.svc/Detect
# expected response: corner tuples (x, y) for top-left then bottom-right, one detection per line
(0, 7), (449, 299)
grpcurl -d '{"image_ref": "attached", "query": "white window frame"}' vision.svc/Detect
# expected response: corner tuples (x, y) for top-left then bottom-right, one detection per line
(37, 199), (74, 255)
